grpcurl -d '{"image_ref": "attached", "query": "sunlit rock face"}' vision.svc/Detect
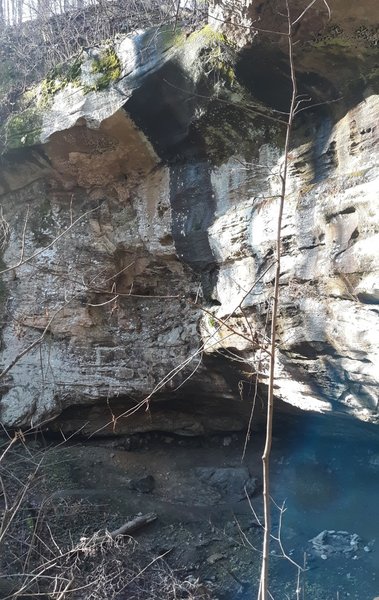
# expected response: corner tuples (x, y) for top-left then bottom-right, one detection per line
(202, 94), (379, 421)
(0, 2), (378, 433)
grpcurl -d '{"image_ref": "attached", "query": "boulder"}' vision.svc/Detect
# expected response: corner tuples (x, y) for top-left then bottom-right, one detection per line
(195, 467), (257, 501)
(309, 530), (361, 558)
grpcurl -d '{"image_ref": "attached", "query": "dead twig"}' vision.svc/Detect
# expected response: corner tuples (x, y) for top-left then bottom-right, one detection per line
(109, 513), (157, 538)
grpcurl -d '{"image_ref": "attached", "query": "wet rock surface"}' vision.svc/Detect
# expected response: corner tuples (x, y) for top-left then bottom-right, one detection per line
(310, 530), (362, 558)
(195, 467), (257, 502)
(126, 474), (156, 493)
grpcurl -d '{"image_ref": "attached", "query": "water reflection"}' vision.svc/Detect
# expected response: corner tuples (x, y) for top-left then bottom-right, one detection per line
(267, 412), (379, 599)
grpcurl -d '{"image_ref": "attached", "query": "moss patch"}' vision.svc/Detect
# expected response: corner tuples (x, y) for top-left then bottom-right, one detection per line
(205, 43), (236, 85)
(1, 107), (43, 151)
(87, 47), (122, 92)
(154, 24), (185, 50)
(208, 315), (216, 328)
(192, 97), (283, 166)
(40, 58), (83, 104)
(310, 36), (355, 49)
(190, 24), (234, 46)
(0, 61), (15, 96)
(310, 24), (379, 51)
(191, 25), (237, 88)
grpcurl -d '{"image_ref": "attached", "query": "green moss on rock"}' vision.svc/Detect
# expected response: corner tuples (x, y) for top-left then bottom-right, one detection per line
(1, 107), (43, 150)
(0, 61), (15, 95)
(190, 24), (235, 47)
(159, 27), (185, 48)
(191, 25), (237, 89)
(40, 58), (83, 105)
(88, 48), (122, 91)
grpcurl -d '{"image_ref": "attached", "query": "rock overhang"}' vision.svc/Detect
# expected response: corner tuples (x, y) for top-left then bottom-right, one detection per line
(0, 3), (378, 432)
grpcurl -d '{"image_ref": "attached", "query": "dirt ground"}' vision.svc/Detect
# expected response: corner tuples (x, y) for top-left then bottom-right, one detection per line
(0, 431), (273, 600)
(2, 414), (378, 600)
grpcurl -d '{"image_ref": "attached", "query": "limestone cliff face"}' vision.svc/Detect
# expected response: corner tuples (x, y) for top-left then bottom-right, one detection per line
(0, 3), (378, 433)
(203, 94), (379, 420)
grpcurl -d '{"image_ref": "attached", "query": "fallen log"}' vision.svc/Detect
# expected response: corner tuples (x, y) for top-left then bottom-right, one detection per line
(109, 512), (157, 538)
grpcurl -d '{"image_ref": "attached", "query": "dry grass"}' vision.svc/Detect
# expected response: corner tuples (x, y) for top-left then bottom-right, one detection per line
(0, 207), (10, 251)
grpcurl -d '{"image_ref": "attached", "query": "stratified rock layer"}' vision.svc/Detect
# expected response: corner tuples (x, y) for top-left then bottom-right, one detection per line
(203, 93), (379, 420)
